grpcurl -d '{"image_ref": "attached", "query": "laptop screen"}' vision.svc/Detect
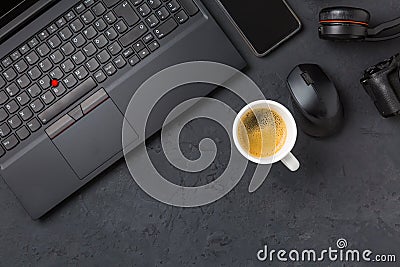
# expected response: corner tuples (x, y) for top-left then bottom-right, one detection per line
(0, 0), (39, 28)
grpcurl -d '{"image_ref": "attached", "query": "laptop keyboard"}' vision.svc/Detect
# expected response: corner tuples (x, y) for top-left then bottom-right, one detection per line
(0, 0), (199, 157)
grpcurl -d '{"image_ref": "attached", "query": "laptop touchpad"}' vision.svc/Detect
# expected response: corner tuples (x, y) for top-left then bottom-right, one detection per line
(53, 99), (137, 179)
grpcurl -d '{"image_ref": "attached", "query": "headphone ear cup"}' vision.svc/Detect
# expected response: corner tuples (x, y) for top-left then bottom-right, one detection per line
(319, 7), (371, 41)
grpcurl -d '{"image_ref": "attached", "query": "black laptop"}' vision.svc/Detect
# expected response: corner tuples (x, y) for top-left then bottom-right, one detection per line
(0, 0), (245, 219)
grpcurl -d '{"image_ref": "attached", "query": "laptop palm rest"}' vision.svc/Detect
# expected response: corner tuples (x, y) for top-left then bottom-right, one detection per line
(53, 99), (138, 179)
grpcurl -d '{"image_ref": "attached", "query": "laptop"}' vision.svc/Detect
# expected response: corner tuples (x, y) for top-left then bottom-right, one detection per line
(0, 0), (246, 219)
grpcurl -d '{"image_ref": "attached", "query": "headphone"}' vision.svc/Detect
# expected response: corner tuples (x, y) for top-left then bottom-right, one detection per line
(319, 6), (400, 41)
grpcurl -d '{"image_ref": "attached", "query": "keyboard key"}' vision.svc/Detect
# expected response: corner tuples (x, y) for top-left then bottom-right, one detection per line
(2, 134), (18, 150)
(19, 44), (30, 55)
(0, 123), (11, 137)
(28, 84), (41, 98)
(49, 68), (63, 79)
(38, 78), (97, 124)
(81, 10), (95, 24)
(82, 29), (97, 42)
(51, 84), (66, 97)
(154, 18), (177, 38)
(16, 75), (31, 89)
(61, 59), (74, 73)
(74, 66), (88, 80)
(39, 59), (53, 72)
(38, 30), (49, 41)
(133, 41), (145, 52)
(27, 118), (41, 132)
(120, 23), (148, 46)
(72, 34), (86, 47)
(156, 7), (170, 20)
(175, 10), (188, 24)
(146, 14), (159, 28)
(94, 70), (107, 83)
(14, 59), (28, 73)
(148, 40), (160, 51)
(8, 115), (22, 129)
(86, 58), (100, 71)
(92, 2), (106, 16)
(47, 24), (58, 34)
(5, 100), (19, 114)
(123, 48), (134, 58)
(59, 27), (73, 40)
(16, 126), (30, 140)
(138, 48), (150, 59)
(0, 108), (7, 122)
(97, 50), (111, 64)
(0, 91), (8, 104)
(2, 57), (12, 68)
(75, 3), (85, 14)
(65, 11), (76, 21)
(180, 0), (199, 16)
(28, 37), (39, 48)
(3, 68), (16, 81)
(16, 92), (30, 106)
(72, 51), (86, 65)
(48, 35), (62, 48)
(83, 0), (95, 7)
(130, 0), (143, 6)
(10, 51), (21, 61)
(104, 63), (117, 76)
(70, 19), (84, 32)
(61, 42), (75, 56)
(94, 34), (108, 48)
(105, 27), (118, 40)
(41, 91), (55, 105)
(30, 99), (44, 113)
(167, 0), (180, 12)
(95, 18), (107, 31)
(63, 74), (77, 88)
(83, 43), (97, 56)
(5, 83), (19, 97)
(108, 42), (122, 56)
(138, 4), (151, 17)
(50, 50), (64, 64)
(104, 11), (117, 24)
(115, 20), (128, 33)
(143, 33), (154, 43)
(103, 0), (120, 8)
(37, 43), (50, 56)
(148, 0), (162, 9)
(38, 76), (51, 90)
(128, 55), (140, 66)
(19, 107), (33, 121)
(56, 17), (67, 28)
(25, 51), (39, 65)
(113, 56), (127, 68)
(114, 1), (140, 26)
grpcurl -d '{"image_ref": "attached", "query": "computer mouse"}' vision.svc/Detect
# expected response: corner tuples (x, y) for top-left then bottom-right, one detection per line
(286, 64), (344, 137)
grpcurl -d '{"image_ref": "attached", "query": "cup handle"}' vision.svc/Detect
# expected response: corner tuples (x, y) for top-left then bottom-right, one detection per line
(281, 152), (300, 172)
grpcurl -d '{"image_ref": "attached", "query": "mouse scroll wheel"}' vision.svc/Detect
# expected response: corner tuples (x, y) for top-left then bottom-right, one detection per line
(301, 72), (314, 86)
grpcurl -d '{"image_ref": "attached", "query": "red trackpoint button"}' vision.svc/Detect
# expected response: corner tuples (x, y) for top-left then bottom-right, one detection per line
(51, 79), (59, 87)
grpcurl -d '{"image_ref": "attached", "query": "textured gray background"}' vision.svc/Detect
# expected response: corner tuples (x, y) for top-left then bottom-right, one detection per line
(1, 0), (400, 266)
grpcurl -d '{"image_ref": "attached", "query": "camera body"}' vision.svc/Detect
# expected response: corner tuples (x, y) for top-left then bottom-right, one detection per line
(361, 54), (400, 117)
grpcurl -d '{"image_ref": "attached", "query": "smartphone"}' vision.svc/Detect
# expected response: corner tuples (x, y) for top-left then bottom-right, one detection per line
(217, 0), (302, 57)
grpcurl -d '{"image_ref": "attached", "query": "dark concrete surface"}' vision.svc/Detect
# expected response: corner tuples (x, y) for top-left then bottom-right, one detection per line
(1, 0), (400, 266)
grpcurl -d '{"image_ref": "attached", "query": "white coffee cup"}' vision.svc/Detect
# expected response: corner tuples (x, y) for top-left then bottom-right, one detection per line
(232, 100), (300, 171)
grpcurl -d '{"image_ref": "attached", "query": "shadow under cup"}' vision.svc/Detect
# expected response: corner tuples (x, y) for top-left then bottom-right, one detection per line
(233, 100), (298, 165)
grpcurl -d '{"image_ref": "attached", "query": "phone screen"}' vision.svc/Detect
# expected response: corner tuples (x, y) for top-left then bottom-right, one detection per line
(218, 0), (301, 56)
